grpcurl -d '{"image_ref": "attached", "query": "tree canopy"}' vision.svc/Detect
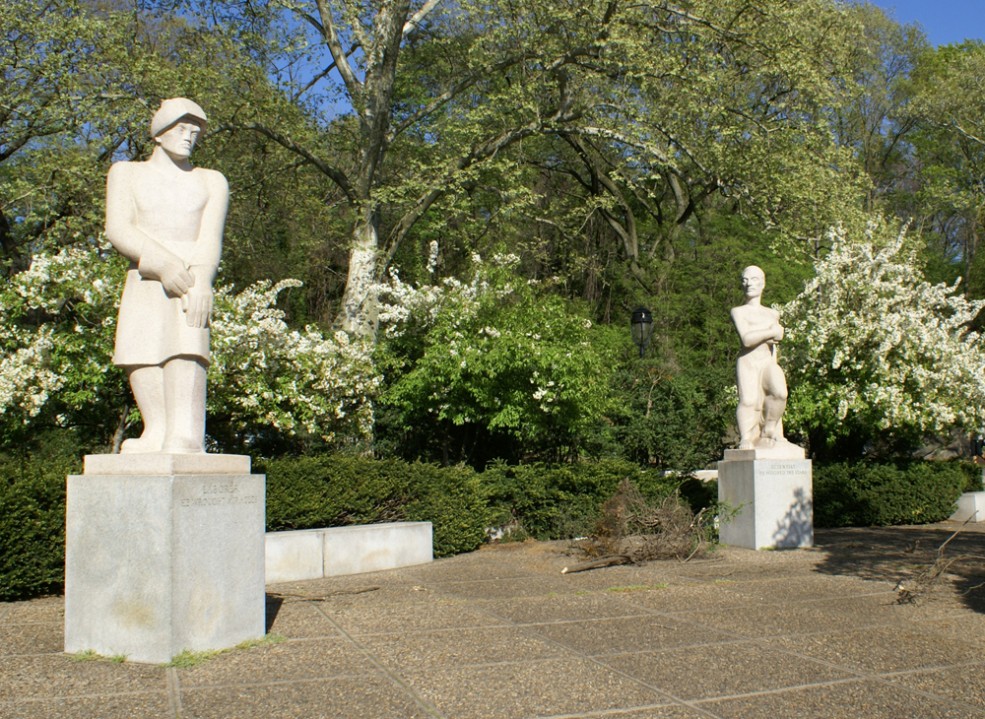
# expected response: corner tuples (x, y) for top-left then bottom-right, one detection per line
(4, 0), (985, 463)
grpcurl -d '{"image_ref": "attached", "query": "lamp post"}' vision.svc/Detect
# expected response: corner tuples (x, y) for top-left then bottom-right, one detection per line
(630, 307), (654, 358)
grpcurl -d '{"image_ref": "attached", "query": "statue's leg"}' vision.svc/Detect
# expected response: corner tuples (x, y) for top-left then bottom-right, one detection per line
(122, 365), (167, 453)
(736, 404), (762, 449)
(761, 364), (788, 442)
(736, 357), (764, 449)
(161, 356), (208, 454)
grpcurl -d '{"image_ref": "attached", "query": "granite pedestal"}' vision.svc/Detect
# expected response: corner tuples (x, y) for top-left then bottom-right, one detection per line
(65, 454), (265, 664)
(717, 445), (813, 550)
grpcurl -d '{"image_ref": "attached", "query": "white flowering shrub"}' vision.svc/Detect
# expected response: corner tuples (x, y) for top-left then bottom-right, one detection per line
(0, 243), (379, 451)
(0, 243), (126, 443)
(782, 222), (985, 455)
(209, 280), (379, 448)
(377, 252), (617, 461)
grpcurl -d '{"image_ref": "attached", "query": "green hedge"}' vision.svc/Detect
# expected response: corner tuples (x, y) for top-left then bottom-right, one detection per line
(480, 458), (681, 540)
(3, 445), (973, 601)
(813, 461), (967, 528)
(0, 445), (78, 601)
(261, 455), (489, 557)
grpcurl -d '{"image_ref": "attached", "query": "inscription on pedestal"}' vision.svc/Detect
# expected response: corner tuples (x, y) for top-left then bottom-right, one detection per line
(180, 481), (260, 508)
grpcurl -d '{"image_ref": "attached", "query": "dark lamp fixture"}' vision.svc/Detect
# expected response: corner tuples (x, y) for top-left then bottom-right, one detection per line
(630, 307), (654, 358)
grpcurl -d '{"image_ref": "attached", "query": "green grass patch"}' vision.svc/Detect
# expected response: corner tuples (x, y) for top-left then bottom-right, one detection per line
(165, 633), (287, 668)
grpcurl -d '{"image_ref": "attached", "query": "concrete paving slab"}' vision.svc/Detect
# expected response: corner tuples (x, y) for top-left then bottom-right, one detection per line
(884, 663), (985, 709)
(698, 679), (985, 719)
(601, 641), (856, 701)
(531, 614), (735, 656)
(1, 596), (63, 623)
(174, 638), (378, 687)
(718, 573), (893, 603)
(0, 654), (167, 702)
(263, 596), (344, 639)
(0, 622), (65, 656)
(178, 676), (438, 719)
(475, 592), (658, 624)
(398, 656), (675, 719)
(355, 624), (568, 670)
(766, 624), (984, 674)
(604, 580), (752, 613)
(802, 593), (912, 629)
(424, 576), (576, 600)
(913, 614), (985, 642)
(671, 601), (879, 639)
(314, 594), (504, 634)
(0, 692), (174, 719)
(560, 708), (722, 719)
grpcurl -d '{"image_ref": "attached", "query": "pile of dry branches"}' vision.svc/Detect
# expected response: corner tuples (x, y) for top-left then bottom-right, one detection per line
(563, 479), (713, 573)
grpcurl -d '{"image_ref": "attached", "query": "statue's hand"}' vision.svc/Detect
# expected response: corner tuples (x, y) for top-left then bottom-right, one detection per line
(183, 286), (213, 328)
(159, 263), (195, 297)
(137, 242), (195, 296)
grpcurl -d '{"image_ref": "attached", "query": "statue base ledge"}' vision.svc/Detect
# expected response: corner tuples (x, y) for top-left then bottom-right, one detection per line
(724, 442), (805, 462)
(83, 453), (251, 476)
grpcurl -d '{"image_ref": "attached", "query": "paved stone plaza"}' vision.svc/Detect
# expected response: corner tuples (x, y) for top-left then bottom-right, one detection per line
(3, 522), (985, 718)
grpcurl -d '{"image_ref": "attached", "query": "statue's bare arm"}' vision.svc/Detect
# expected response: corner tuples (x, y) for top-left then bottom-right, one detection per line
(183, 169), (229, 329)
(731, 306), (783, 350)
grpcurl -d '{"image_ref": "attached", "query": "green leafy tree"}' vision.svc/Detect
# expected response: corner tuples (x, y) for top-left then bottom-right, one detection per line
(906, 41), (985, 292)
(173, 0), (874, 341)
(377, 252), (618, 465)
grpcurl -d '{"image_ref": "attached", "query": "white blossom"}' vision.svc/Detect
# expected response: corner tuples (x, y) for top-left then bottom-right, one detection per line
(783, 222), (985, 439)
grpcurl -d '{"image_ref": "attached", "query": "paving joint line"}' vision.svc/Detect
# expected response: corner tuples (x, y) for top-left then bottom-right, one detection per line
(308, 598), (448, 719)
(425, 580), (727, 719)
(760, 637), (985, 715)
(166, 666), (183, 719)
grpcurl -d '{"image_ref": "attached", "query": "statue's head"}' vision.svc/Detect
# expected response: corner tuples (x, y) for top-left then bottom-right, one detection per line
(741, 265), (765, 297)
(150, 98), (208, 139)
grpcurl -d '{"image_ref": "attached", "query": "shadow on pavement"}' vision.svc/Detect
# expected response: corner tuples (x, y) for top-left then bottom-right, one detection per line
(265, 593), (283, 633)
(813, 524), (985, 613)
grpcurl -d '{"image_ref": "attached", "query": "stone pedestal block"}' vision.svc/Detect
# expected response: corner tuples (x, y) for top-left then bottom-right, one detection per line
(65, 454), (265, 664)
(717, 454), (813, 550)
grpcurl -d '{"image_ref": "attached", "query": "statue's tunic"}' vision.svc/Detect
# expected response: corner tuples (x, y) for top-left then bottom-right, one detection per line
(111, 162), (218, 366)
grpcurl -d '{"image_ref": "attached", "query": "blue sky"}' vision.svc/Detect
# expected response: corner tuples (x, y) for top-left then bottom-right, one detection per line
(865, 0), (985, 45)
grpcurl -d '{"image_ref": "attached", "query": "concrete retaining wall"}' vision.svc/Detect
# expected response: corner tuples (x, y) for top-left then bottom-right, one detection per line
(265, 521), (433, 584)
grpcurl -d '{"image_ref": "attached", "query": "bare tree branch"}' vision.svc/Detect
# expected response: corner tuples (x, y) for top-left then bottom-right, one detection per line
(315, 0), (363, 103)
(223, 121), (356, 203)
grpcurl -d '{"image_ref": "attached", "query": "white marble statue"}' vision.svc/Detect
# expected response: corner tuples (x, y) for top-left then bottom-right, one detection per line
(731, 265), (789, 450)
(105, 98), (229, 454)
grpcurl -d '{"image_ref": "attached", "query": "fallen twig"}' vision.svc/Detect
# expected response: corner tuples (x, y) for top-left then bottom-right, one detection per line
(268, 586), (381, 602)
(895, 519), (985, 604)
(561, 555), (632, 574)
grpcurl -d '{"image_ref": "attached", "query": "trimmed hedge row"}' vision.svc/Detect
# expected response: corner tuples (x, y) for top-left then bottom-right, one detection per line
(260, 455), (489, 557)
(1, 447), (977, 601)
(813, 461), (968, 528)
(0, 448), (78, 601)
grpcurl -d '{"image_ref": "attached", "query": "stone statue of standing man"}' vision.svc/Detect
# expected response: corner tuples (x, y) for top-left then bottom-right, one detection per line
(731, 265), (790, 451)
(105, 98), (228, 454)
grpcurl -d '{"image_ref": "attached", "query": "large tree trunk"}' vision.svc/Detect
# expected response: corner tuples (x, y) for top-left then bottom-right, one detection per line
(341, 208), (380, 340)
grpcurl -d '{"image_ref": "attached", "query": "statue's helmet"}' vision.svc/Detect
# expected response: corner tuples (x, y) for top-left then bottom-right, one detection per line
(150, 98), (208, 138)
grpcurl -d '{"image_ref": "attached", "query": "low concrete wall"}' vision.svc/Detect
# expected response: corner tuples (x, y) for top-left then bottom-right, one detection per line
(951, 492), (985, 523)
(265, 521), (433, 584)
